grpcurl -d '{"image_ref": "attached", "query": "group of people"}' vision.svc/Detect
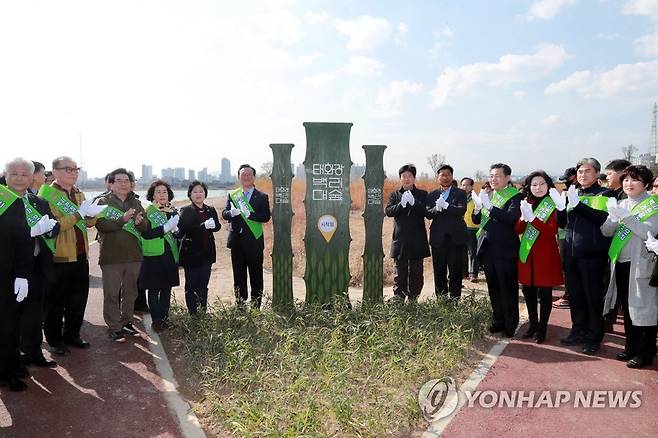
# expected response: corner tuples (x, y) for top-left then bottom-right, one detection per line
(386, 158), (658, 369)
(0, 156), (270, 392)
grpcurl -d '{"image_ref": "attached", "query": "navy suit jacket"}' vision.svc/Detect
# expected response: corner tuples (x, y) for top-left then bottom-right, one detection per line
(425, 186), (468, 247)
(222, 187), (271, 250)
(472, 192), (522, 258)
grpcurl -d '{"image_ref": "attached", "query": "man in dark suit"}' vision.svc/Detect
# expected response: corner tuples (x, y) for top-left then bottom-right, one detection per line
(426, 164), (468, 298)
(385, 164), (430, 303)
(222, 164), (271, 309)
(472, 163), (522, 337)
(1, 158), (39, 391)
(5, 158), (59, 369)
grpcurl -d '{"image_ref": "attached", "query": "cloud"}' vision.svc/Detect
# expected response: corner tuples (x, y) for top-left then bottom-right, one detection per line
(372, 80), (423, 118)
(635, 28), (658, 55)
(431, 44), (567, 107)
(394, 22), (409, 46)
(429, 26), (454, 58)
(545, 60), (658, 97)
(335, 15), (393, 50)
(526, 0), (578, 21)
(597, 32), (620, 39)
(541, 114), (567, 126)
(622, 0), (658, 18)
(340, 55), (385, 76)
(303, 72), (335, 88)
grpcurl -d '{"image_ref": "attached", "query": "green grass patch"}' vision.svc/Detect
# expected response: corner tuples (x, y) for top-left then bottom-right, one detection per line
(167, 296), (490, 437)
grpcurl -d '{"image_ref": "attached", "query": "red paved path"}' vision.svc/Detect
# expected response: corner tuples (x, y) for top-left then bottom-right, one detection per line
(443, 293), (658, 438)
(0, 242), (183, 437)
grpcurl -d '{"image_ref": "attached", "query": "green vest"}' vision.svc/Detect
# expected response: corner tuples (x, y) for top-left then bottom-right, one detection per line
(229, 187), (263, 239)
(142, 204), (180, 264)
(476, 186), (520, 238)
(608, 195), (658, 263)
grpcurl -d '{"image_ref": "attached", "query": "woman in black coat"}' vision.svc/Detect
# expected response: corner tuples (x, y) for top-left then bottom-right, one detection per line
(139, 180), (181, 331)
(177, 181), (221, 314)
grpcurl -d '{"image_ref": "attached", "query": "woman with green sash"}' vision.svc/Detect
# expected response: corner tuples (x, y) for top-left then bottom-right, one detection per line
(138, 180), (180, 332)
(601, 165), (658, 368)
(514, 171), (565, 343)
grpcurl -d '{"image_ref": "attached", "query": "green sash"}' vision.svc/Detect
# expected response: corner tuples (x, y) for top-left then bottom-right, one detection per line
(101, 205), (143, 248)
(143, 204), (179, 263)
(518, 197), (556, 263)
(567, 194), (609, 212)
(608, 195), (658, 263)
(0, 184), (19, 217)
(476, 186), (520, 238)
(22, 197), (56, 253)
(229, 187), (263, 239)
(37, 184), (88, 237)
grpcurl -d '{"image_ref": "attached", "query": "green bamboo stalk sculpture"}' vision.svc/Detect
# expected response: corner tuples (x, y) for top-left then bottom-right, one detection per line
(302, 122), (353, 306)
(270, 143), (295, 310)
(361, 145), (386, 305)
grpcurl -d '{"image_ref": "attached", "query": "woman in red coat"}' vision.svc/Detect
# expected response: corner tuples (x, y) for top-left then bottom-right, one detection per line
(514, 171), (565, 343)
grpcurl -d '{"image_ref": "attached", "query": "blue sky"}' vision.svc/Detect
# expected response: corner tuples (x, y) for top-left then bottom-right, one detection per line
(0, 0), (657, 179)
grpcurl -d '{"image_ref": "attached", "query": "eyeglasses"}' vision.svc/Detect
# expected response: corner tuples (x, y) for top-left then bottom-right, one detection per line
(54, 166), (81, 174)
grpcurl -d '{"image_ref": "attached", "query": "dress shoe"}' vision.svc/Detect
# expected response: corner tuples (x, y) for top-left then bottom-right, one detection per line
(616, 351), (633, 361)
(521, 326), (537, 339)
(65, 337), (91, 349)
(489, 324), (504, 334)
(48, 344), (70, 356)
(560, 334), (584, 346)
(535, 333), (546, 344)
(7, 377), (28, 392)
(13, 365), (29, 379)
(28, 356), (57, 367)
(627, 357), (652, 369)
(503, 330), (515, 338)
(582, 343), (600, 355)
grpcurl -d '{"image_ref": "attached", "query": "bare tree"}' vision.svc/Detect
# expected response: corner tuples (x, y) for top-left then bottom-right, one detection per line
(260, 161), (273, 178)
(621, 144), (637, 162)
(474, 170), (487, 182)
(426, 153), (446, 174)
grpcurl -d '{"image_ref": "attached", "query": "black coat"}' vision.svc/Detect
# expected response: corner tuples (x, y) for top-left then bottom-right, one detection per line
(425, 186), (468, 247)
(221, 187), (271, 250)
(385, 186), (430, 260)
(473, 192), (523, 258)
(139, 210), (180, 290)
(177, 203), (221, 268)
(26, 193), (59, 282)
(0, 199), (32, 291)
(558, 183), (613, 258)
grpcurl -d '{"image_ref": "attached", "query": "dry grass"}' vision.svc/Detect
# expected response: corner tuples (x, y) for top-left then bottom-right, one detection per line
(254, 177), (438, 287)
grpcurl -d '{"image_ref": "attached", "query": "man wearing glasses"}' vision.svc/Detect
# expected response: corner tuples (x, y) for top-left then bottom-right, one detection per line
(39, 156), (105, 355)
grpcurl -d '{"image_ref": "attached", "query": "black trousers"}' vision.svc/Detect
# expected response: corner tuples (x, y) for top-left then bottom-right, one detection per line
(20, 261), (47, 361)
(522, 285), (552, 332)
(432, 239), (465, 298)
(44, 256), (89, 346)
(566, 255), (607, 344)
(0, 282), (21, 379)
(393, 258), (424, 300)
(230, 238), (264, 306)
(482, 250), (519, 333)
(183, 263), (212, 314)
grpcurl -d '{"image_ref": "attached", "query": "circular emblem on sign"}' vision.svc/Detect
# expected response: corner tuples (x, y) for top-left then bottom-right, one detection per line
(317, 214), (337, 243)
(418, 377), (459, 422)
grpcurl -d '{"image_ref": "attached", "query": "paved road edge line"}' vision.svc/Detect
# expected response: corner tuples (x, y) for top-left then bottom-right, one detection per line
(143, 314), (206, 438)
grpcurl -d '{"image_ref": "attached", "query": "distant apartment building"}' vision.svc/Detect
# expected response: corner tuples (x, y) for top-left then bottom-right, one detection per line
(141, 164), (153, 181)
(188, 169), (196, 181)
(220, 157), (231, 182)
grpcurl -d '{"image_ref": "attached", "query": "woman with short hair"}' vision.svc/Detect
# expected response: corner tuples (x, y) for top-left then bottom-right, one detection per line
(514, 170), (565, 343)
(602, 165), (658, 368)
(138, 180), (180, 332)
(178, 181), (221, 314)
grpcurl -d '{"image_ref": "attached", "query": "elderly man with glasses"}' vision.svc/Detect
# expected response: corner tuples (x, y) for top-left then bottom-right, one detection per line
(38, 156), (105, 356)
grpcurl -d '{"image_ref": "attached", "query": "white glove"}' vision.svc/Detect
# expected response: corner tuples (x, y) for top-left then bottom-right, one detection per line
(163, 214), (179, 233)
(30, 215), (58, 237)
(400, 191), (409, 208)
(520, 200), (535, 222)
(566, 185), (579, 208)
(548, 188), (566, 211)
(480, 191), (492, 210)
(407, 190), (416, 205)
(229, 207), (241, 217)
(609, 204), (632, 222)
(471, 192), (483, 213)
(79, 198), (107, 217)
(240, 205), (251, 218)
(203, 217), (216, 230)
(14, 278), (28, 302)
(606, 198), (620, 222)
(435, 197), (449, 211)
(646, 231), (658, 254)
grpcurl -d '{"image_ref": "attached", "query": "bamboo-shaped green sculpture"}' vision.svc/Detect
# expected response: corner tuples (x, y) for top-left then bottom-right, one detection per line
(302, 122), (353, 306)
(270, 143), (295, 310)
(361, 145), (386, 305)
